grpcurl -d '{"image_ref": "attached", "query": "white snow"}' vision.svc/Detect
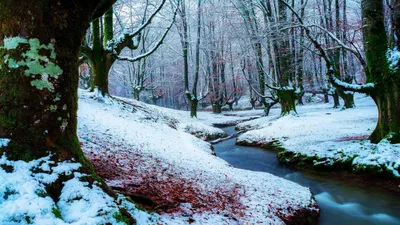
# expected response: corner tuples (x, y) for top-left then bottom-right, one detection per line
(0, 154), (145, 225)
(111, 95), (227, 140)
(0, 90), (320, 225)
(0, 138), (10, 147)
(387, 47), (400, 70)
(237, 94), (400, 177)
(77, 90), (318, 224)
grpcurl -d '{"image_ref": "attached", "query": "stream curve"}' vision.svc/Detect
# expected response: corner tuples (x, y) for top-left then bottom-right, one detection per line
(213, 126), (400, 225)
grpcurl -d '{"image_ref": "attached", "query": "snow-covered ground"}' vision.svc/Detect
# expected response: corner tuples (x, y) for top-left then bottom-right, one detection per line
(236, 94), (400, 177)
(77, 90), (319, 224)
(0, 154), (144, 225)
(0, 90), (320, 224)
(111, 95), (228, 140)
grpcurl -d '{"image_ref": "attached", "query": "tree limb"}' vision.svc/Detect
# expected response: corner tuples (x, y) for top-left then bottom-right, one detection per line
(280, 0), (375, 94)
(117, 4), (179, 62)
(92, 0), (117, 21)
(107, 0), (168, 54)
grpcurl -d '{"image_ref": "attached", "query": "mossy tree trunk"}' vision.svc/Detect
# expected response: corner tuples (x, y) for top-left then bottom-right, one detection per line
(283, 0), (400, 144)
(0, 3), (136, 222)
(276, 89), (297, 115)
(369, 83), (400, 143)
(188, 98), (199, 118)
(333, 77), (355, 109)
(276, 1), (297, 115)
(341, 91), (355, 109)
(331, 0), (355, 109)
(212, 101), (223, 114)
(0, 6), (135, 214)
(86, 8), (114, 96)
(362, 0), (400, 143)
(0, 0), (115, 162)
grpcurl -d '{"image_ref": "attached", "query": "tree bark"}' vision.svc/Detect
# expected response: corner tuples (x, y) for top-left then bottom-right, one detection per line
(189, 99), (199, 118)
(362, 0), (400, 143)
(0, 0), (106, 162)
(276, 1), (296, 114)
(332, 90), (340, 108)
(277, 89), (297, 115)
(91, 8), (114, 96)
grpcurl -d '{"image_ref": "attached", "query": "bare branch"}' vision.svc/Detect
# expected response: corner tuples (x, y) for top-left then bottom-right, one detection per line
(107, 0), (168, 54)
(279, 0), (375, 94)
(117, 4), (179, 62)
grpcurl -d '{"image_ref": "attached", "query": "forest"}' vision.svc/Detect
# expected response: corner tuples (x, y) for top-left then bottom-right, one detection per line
(0, 0), (399, 224)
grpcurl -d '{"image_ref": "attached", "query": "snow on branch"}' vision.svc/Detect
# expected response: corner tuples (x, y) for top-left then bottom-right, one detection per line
(117, 5), (179, 62)
(330, 68), (375, 92)
(107, 0), (168, 53)
(305, 24), (369, 75)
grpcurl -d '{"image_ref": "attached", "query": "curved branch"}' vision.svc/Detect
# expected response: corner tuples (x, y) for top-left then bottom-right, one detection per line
(241, 61), (277, 101)
(117, 4), (179, 62)
(92, 0), (117, 21)
(108, 0), (167, 54)
(280, 0), (374, 94)
(306, 24), (370, 76)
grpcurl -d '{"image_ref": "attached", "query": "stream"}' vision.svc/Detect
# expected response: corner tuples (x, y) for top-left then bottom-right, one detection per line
(213, 126), (400, 225)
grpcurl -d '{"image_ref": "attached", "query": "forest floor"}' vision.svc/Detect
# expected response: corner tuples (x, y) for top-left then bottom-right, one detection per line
(2, 91), (399, 224)
(236, 94), (400, 180)
(77, 90), (319, 224)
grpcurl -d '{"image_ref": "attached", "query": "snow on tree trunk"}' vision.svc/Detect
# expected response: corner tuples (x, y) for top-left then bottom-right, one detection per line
(362, 0), (400, 143)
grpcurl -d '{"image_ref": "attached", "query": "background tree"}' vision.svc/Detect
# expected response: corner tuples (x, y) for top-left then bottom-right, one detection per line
(282, 0), (400, 143)
(81, 0), (177, 97)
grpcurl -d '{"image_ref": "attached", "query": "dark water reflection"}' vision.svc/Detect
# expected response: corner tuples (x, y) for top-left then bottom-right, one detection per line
(213, 126), (400, 225)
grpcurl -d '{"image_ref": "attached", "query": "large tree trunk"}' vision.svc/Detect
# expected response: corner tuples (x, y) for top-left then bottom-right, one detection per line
(276, 89), (297, 115)
(276, 1), (296, 115)
(0, 1), (103, 163)
(91, 18), (109, 96)
(370, 84), (400, 143)
(212, 102), (223, 114)
(362, 0), (400, 143)
(0, 2), (135, 222)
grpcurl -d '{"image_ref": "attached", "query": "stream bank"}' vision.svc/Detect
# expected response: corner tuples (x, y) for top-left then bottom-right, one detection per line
(213, 126), (400, 225)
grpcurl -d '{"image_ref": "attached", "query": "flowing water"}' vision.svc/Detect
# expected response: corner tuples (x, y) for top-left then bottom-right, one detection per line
(213, 126), (400, 225)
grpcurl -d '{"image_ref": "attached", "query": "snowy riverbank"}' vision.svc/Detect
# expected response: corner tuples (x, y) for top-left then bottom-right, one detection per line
(77, 90), (319, 224)
(236, 94), (400, 178)
(0, 90), (320, 224)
